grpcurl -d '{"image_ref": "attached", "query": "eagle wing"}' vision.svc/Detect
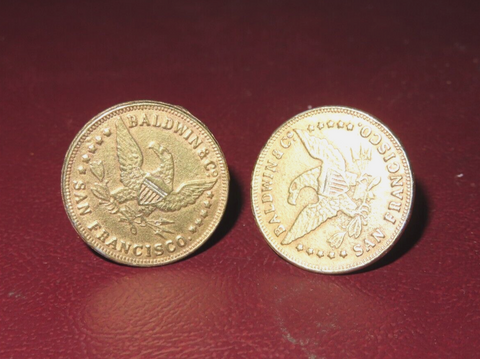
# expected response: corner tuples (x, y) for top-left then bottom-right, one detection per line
(295, 129), (346, 172)
(281, 197), (339, 245)
(156, 180), (217, 212)
(116, 119), (144, 189)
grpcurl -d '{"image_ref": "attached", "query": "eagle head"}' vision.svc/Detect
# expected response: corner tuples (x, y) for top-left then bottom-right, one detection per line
(287, 166), (322, 205)
(148, 142), (174, 189)
(149, 142), (168, 156)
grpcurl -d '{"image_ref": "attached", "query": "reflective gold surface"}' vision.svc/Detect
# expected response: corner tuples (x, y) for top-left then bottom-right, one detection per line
(62, 101), (229, 266)
(252, 107), (413, 273)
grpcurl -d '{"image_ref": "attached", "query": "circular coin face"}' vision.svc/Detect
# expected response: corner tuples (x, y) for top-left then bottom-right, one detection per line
(252, 107), (414, 273)
(62, 101), (229, 266)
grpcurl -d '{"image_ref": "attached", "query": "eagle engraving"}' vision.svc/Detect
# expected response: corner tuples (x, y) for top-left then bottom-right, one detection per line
(282, 129), (379, 248)
(111, 119), (216, 215)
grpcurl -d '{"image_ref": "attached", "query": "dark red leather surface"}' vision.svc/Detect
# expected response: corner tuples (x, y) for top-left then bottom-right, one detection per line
(1, 1), (479, 358)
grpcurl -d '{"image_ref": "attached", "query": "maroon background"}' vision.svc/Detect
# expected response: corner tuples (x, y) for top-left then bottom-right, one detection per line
(1, 1), (479, 358)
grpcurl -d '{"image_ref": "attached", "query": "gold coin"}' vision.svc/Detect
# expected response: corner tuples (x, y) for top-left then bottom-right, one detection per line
(251, 106), (414, 273)
(62, 101), (229, 266)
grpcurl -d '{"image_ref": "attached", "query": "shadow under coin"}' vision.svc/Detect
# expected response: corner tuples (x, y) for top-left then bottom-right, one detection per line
(190, 169), (243, 257)
(356, 180), (429, 273)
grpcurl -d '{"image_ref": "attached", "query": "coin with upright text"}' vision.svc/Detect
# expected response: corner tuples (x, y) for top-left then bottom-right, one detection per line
(252, 107), (414, 273)
(62, 101), (229, 266)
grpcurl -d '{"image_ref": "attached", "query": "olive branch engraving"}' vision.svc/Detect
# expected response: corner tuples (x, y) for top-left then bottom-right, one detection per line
(89, 161), (173, 237)
(327, 147), (381, 248)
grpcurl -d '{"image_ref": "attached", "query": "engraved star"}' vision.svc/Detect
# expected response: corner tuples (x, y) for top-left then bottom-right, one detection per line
(94, 136), (103, 145)
(328, 252), (335, 259)
(188, 226), (197, 233)
(327, 120), (335, 128)
(340, 250), (348, 258)
(346, 123), (354, 131)
(307, 248), (314, 255)
(296, 244), (304, 251)
(317, 250), (324, 258)
(195, 218), (203, 226)
(81, 154), (90, 163)
(317, 123), (325, 130)
(200, 209), (208, 218)
(307, 125), (315, 132)
(103, 128), (112, 136)
(88, 145), (96, 153)
(337, 121), (344, 128)
(203, 201), (212, 208)
(206, 191), (214, 199)
(78, 166), (86, 174)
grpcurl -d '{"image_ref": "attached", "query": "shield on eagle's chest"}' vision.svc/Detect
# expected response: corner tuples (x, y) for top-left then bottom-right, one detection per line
(138, 178), (167, 205)
(323, 169), (349, 197)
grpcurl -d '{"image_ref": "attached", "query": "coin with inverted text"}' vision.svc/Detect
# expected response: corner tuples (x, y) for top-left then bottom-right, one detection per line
(251, 107), (414, 273)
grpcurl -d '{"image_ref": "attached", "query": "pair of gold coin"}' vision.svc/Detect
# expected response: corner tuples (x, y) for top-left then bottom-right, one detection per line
(62, 101), (413, 273)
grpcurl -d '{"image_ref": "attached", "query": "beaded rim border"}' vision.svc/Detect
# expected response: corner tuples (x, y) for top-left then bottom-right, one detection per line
(61, 101), (229, 266)
(251, 106), (414, 274)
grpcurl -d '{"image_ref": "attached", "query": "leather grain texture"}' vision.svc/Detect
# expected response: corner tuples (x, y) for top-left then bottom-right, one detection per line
(1, 1), (479, 358)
